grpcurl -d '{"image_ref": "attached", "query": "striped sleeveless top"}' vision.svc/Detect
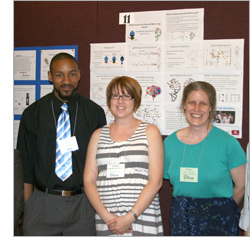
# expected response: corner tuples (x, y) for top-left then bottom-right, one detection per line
(95, 121), (163, 236)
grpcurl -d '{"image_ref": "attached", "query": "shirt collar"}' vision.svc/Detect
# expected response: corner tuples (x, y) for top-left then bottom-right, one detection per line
(51, 92), (79, 116)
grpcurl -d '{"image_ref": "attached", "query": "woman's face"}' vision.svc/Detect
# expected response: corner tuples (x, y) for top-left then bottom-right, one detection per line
(184, 89), (211, 128)
(110, 87), (135, 119)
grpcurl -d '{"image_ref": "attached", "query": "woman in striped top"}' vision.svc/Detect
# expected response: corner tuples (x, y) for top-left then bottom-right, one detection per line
(84, 76), (164, 235)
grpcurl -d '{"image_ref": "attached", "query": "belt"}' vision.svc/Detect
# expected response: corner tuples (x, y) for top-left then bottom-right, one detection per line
(36, 183), (83, 197)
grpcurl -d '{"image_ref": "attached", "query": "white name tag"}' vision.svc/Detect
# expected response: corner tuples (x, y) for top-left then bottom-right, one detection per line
(107, 164), (125, 178)
(180, 167), (198, 183)
(58, 136), (79, 154)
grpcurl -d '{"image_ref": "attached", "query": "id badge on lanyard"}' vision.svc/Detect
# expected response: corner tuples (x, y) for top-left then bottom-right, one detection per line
(58, 136), (79, 153)
(180, 167), (198, 183)
(107, 164), (125, 178)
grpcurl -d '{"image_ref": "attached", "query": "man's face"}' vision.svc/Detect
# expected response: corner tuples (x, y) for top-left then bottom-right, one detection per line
(48, 59), (80, 102)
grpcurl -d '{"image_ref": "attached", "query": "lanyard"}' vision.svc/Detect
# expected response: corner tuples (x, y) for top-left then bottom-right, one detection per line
(51, 100), (78, 136)
(180, 126), (208, 169)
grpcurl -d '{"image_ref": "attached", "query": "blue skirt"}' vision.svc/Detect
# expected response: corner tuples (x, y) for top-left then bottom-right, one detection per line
(170, 196), (240, 236)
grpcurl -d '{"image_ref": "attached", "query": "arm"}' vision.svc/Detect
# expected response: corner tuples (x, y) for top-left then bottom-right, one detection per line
(83, 128), (116, 223)
(24, 183), (34, 202)
(17, 111), (37, 201)
(230, 163), (246, 205)
(107, 124), (164, 234)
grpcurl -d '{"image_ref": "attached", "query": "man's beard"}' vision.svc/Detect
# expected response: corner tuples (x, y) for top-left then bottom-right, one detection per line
(54, 85), (77, 101)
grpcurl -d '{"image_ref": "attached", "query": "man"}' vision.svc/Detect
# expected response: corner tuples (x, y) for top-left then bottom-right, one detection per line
(17, 53), (106, 235)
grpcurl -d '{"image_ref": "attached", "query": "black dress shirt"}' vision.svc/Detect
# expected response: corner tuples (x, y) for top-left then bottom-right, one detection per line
(17, 92), (106, 190)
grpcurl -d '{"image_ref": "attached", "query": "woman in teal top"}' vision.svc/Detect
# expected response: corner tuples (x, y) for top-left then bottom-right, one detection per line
(164, 81), (246, 236)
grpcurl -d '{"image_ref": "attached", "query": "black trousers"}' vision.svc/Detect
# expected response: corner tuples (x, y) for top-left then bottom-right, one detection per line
(23, 189), (96, 236)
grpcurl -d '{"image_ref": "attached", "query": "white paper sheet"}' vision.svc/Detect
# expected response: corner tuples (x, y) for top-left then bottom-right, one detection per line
(14, 85), (36, 115)
(14, 50), (36, 80)
(90, 43), (126, 73)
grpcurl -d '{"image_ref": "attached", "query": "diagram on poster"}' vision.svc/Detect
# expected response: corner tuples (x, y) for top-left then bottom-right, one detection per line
(90, 74), (116, 104)
(125, 11), (165, 43)
(202, 39), (244, 72)
(134, 104), (164, 134)
(127, 44), (164, 72)
(165, 42), (202, 72)
(165, 8), (204, 42)
(165, 74), (202, 103)
(129, 74), (164, 103)
(90, 43), (126, 73)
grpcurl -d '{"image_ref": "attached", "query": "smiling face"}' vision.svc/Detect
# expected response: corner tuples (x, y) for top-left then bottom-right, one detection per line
(110, 87), (135, 119)
(106, 76), (142, 113)
(184, 89), (211, 128)
(48, 58), (80, 102)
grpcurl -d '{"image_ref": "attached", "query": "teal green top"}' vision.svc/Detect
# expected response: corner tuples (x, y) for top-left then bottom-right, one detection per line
(164, 126), (246, 198)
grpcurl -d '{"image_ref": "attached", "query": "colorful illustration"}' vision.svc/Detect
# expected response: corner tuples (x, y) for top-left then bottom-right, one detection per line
(120, 56), (124, 65)
(129, 31), (135, 40)
(189, 31), (195, 41)
(155, 28), (162, 41)
(146, 85), (162, 100)
(183, 78), (195, 87)
(112, 56), (116, 63)
(205, 46), (231, 66)
(134, 106), (161, 128)
(44, 58), (49, 66)
(104, 56), (108, 63)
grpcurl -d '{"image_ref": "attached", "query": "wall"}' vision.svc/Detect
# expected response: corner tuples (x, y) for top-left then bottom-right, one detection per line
(14, 1), (249, 235)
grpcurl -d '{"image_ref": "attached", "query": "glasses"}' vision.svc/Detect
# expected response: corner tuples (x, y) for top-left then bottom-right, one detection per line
(110, 94), (134, 100)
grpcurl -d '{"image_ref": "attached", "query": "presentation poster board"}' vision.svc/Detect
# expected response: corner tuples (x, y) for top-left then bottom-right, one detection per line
(90, 9), (244, 138)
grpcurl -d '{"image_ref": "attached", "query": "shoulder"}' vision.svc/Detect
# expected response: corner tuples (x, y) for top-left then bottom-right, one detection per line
(145, 123), (162, 144)
(21, 93), (52, 118)
(176, 127), (188, 142)
(163, 130), (179, 146)
(211, 126), (244, 153)
(89, 127), (104, 144)
(211, 126), (236, 141)
(145, 123), (160, 135)
(92, 127), (103, 137)
(165, 129), (181, 140)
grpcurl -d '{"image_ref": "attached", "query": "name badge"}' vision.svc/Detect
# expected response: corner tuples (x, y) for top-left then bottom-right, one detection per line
(58, 136), (79, 154)
(180, 167), (198, 183)
(107, 164), (125, 178)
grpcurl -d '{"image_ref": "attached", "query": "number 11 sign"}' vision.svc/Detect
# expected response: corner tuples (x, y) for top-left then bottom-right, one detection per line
(119, 12), (134, 25)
